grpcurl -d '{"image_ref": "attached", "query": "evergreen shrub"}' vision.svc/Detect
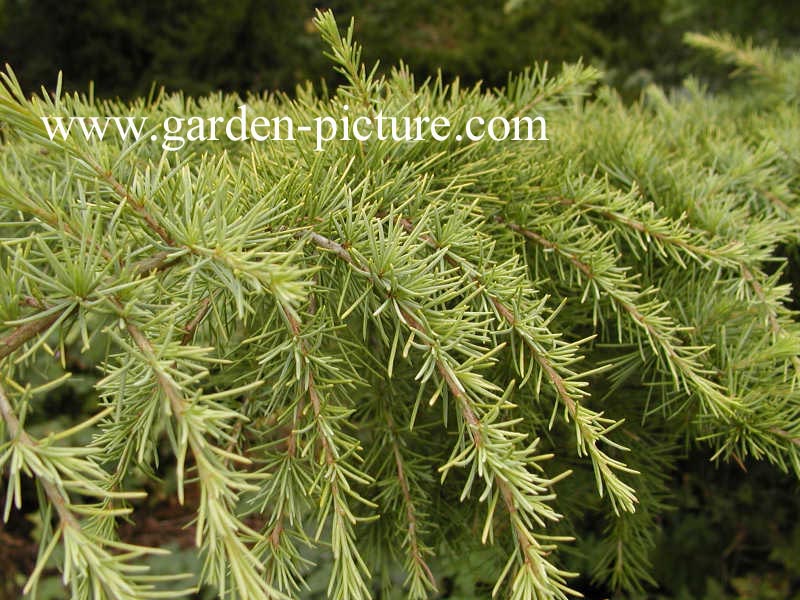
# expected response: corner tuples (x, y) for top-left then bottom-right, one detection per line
(1, 12), (799, 600)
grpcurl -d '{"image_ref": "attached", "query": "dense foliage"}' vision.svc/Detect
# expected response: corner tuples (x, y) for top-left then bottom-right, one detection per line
(1, 0), (799, 98)
(1, 11), (800, 600)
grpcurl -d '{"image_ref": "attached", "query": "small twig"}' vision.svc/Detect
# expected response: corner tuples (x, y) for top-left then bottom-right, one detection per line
(385, 410), (436, 588)
(114, 299), (184, 417)
(181, 294), (214, 345)
(499, 215), (740, 420)
(741, 265), (800, 375)
(394, 213), (581, 416)
(497, 215), (593, 278)
(769, 427), (800, 446)
(91, 163), (174, 246)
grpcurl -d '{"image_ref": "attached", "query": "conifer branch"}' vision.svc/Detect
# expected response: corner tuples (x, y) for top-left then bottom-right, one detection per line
(385, 409), (437, 593)
(113, 306), (284, 600)
(0, 381), (180, 599)
(0, 382), (79, 530)
(556, 190), (800, 378)
(283, 304), (373, 600)
(303, 225), (577, 598)
(498, 215), (739, 420)
(554, 193), (745, 268)
(393, 212), (637, 513)
(93, 165), (175, 246)
(740, 264), (800, 375)
(1, 18), (799, 599)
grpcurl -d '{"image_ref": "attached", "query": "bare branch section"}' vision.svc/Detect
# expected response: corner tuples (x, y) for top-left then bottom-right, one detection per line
(0, 309), (64, 361)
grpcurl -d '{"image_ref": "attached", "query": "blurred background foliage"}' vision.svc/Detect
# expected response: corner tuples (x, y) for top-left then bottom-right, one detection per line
(0, 0), (799, 98)
(1, 1), (800, 599)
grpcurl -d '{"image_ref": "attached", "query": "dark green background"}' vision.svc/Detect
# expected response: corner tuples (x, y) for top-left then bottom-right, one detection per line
(1, 0), (799, 98)
(1, 1), (800, 599)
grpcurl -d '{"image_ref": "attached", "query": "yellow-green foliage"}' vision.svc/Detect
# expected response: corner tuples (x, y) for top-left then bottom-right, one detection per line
(0, 13), (799, 600)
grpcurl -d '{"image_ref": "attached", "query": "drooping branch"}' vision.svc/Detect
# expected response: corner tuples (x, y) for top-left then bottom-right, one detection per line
(498, 215), (739, 420)
(385, 409), (437, 590)
(0, 382), (79, 530)
(303, 226), (575, 597)
(391, 212), (637, 512)
(555, 193), (800, 377)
